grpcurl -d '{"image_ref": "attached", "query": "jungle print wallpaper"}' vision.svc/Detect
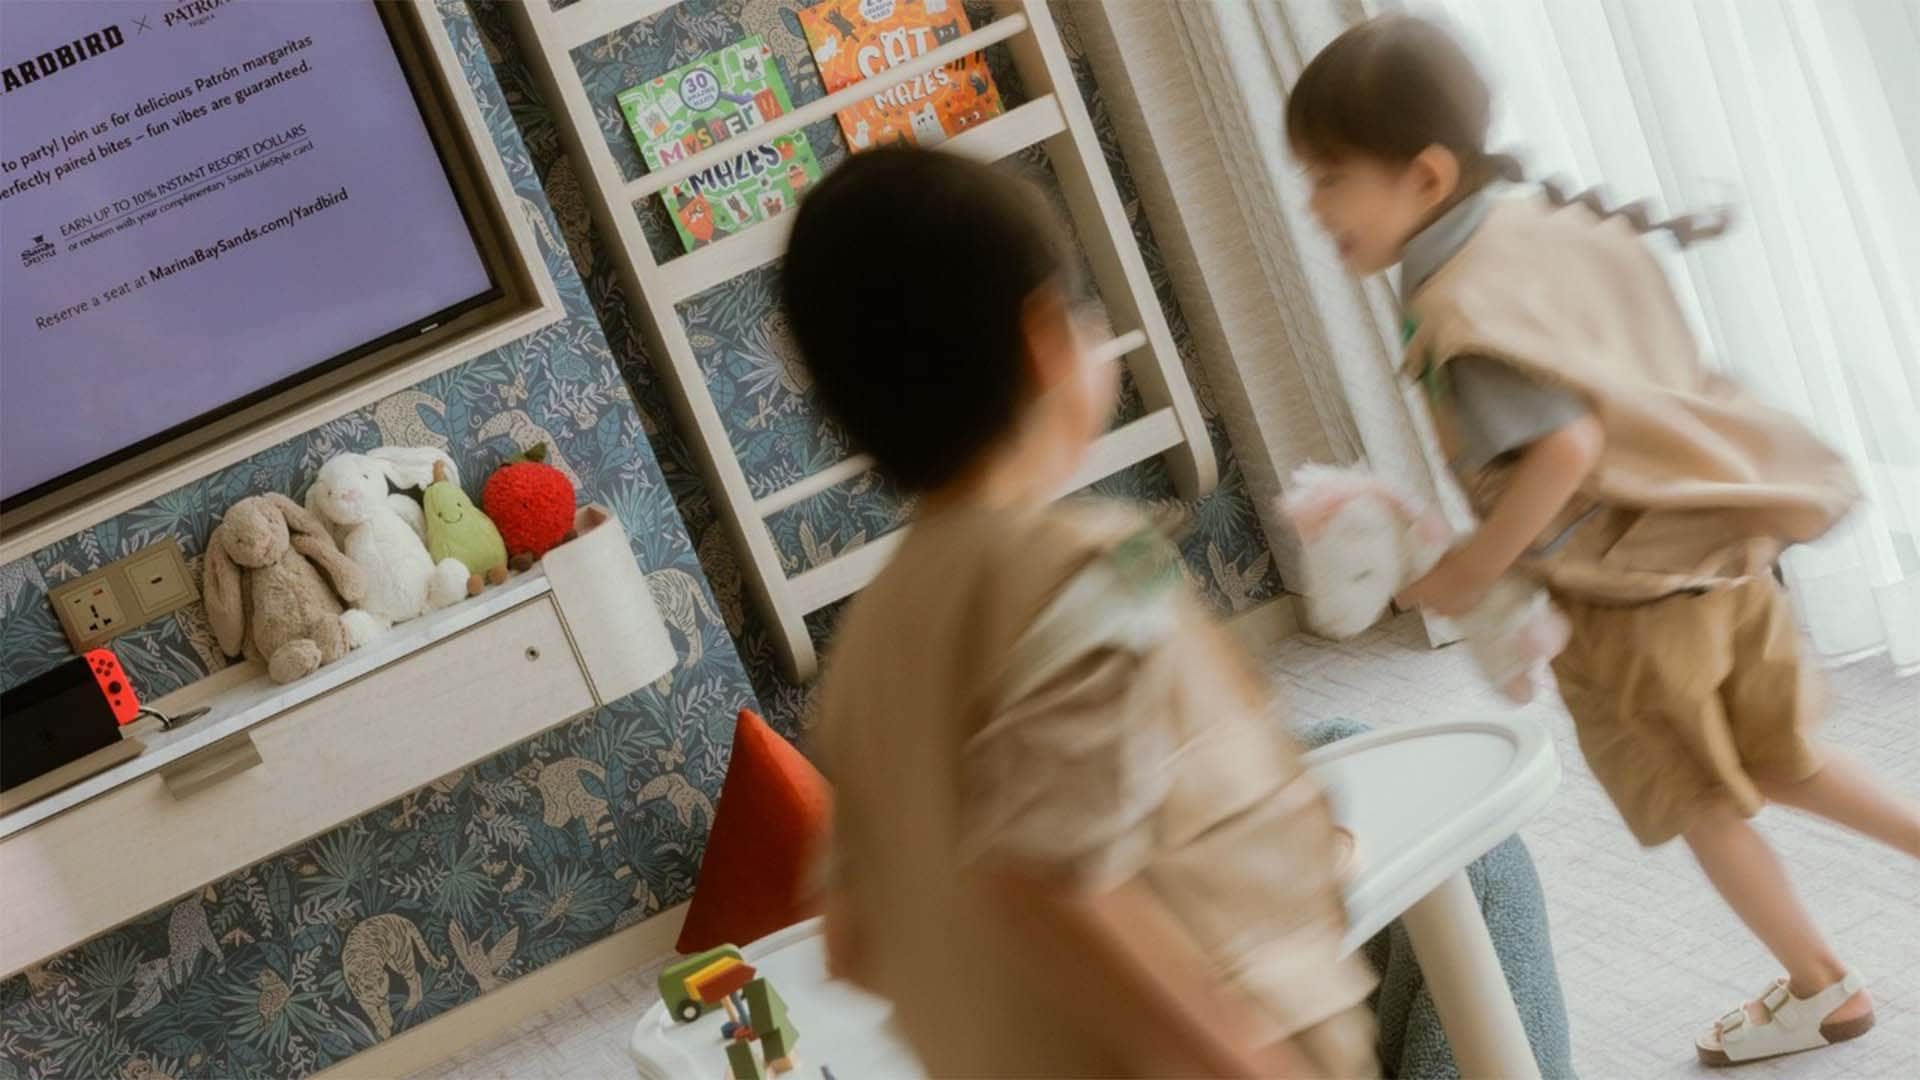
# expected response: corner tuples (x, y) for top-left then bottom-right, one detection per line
(0, 1), (1280, 1076)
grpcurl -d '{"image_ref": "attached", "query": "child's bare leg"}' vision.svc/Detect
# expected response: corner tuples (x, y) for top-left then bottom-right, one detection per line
(1759, 751), (1920, 857)
(1681, 802), (1872, 1029)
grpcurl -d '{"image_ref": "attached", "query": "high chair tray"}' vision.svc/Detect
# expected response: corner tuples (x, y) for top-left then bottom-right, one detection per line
(1304, 716), (1560, 950)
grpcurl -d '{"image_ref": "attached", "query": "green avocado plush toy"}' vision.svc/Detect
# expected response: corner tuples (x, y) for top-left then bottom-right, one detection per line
(424, 461), (510, 597)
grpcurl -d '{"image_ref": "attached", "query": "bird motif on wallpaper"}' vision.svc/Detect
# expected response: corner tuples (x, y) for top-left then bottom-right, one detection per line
(747, 395), (780, 433)
(519, 194), (562, 262)
(653, 735), (687, 773)
(500, 863), (531, 896)
(1207, 544), (1273, 613)
(613, 874), (657, 933)
(798, 520), (866, 576)
(532, 890), (575, 933)
(173, 571), (226, 673)
(499, 367), (532, 410)
(449, 920), (520, 993)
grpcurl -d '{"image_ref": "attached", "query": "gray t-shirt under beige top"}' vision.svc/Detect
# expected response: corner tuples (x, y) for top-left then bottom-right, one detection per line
(1400, 191), (1592, 478)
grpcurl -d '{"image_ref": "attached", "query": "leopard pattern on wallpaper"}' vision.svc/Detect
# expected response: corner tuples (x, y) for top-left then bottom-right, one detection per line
(0, 1), (1280, 1076)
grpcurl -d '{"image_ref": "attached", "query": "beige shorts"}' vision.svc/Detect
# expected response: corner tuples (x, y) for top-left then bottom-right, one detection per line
(1551, 578), (1824, 847)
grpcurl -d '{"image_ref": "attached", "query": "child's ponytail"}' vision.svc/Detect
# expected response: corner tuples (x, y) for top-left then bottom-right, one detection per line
(1288, 16), (1733, 251)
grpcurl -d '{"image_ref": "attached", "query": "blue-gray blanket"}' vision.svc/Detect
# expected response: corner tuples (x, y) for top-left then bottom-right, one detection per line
(1296, 717), (1574, 1080)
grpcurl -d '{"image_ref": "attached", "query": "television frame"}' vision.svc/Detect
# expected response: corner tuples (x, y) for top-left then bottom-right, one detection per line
(0, 1), (564, 558)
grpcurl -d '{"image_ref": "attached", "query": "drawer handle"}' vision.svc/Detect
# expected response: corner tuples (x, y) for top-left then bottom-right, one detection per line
(158, 732), (263, 800)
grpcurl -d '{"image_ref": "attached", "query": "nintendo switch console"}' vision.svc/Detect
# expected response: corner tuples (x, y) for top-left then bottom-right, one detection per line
(1, 650), (139, 793)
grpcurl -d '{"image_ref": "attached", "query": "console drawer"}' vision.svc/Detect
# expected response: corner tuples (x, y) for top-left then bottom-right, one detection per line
(0, 597), (594, 974)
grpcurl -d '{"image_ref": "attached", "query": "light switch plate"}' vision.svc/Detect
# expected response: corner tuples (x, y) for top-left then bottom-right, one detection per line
(125, 543), (195, 613)
(48, 538), (199, 651)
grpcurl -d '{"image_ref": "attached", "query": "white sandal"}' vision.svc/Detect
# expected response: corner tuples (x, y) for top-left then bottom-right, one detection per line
(1695, 970), (1874, 1067)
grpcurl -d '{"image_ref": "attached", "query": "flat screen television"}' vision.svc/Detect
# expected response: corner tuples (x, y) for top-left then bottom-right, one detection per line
(0, 0), (501, 515)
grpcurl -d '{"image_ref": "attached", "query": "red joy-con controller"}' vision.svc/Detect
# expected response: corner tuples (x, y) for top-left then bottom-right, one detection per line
(86, 648), (140, 726)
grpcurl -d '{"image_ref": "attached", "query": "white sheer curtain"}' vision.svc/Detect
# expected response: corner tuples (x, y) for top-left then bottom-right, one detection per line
(1387, 0), (1920, 670)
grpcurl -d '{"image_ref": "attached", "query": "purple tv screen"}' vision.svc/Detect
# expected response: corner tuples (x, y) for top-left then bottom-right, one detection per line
(0, 0), (494, 507)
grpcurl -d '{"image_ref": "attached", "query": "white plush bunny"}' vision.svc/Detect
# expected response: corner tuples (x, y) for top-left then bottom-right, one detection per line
(1280, 463), (1570, 704)
(304, 447), (472, 646)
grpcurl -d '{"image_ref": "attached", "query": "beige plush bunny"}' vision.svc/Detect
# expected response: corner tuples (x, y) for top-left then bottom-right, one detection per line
(205, 494), (367, 684)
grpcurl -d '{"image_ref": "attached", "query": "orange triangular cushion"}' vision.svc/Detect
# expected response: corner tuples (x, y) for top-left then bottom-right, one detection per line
(675, 709), (831, 953)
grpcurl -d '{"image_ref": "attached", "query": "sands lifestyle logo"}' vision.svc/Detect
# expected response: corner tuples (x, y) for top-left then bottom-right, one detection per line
(20, 234), (57, 269)
(1, 26), (125, 96)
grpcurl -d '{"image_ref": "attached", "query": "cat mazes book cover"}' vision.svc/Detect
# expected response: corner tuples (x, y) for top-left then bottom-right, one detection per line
(618, 37), (823, 252)
(798, 0), (1004, 151)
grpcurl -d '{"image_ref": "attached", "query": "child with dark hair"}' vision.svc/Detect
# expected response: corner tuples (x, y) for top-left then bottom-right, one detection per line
(785, 147), (1377, 1077)
(1287, 14), (1918, 1068)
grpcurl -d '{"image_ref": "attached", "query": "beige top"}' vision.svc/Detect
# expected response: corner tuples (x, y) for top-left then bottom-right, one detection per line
(1405, 195), (1857, 601)
(812, 500), (1373, 1076)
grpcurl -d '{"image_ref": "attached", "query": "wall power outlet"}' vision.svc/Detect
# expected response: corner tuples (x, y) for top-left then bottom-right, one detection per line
(59, 580), (126, 642)
(48, 538), (199, 652)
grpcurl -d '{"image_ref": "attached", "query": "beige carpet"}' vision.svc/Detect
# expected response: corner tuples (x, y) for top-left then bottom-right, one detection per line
(414, 613), (1918, 1080)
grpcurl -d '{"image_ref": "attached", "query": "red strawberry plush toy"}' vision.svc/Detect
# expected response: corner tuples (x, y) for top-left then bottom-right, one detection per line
(482, 443), (576, 570)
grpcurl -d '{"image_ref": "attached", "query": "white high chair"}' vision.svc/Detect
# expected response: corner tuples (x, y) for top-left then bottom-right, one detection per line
(1308, 716), (1560, 1080)
(629, 716), (1560, 1080)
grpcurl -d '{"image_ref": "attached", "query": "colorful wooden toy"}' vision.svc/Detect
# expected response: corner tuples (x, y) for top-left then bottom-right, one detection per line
(657, 945), (750, 1023)
(725, 1039), (765, 1080)
(719, 975), (802, 1079)
(746, 977), (799, 1075)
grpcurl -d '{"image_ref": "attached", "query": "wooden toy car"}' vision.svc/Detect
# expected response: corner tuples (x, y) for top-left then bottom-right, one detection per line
(658, 945), (755, 1023)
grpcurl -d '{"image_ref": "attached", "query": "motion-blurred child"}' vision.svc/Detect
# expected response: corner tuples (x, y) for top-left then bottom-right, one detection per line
(783, 147), (1377, 1077)
(1287, 15), (1919, 1067)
